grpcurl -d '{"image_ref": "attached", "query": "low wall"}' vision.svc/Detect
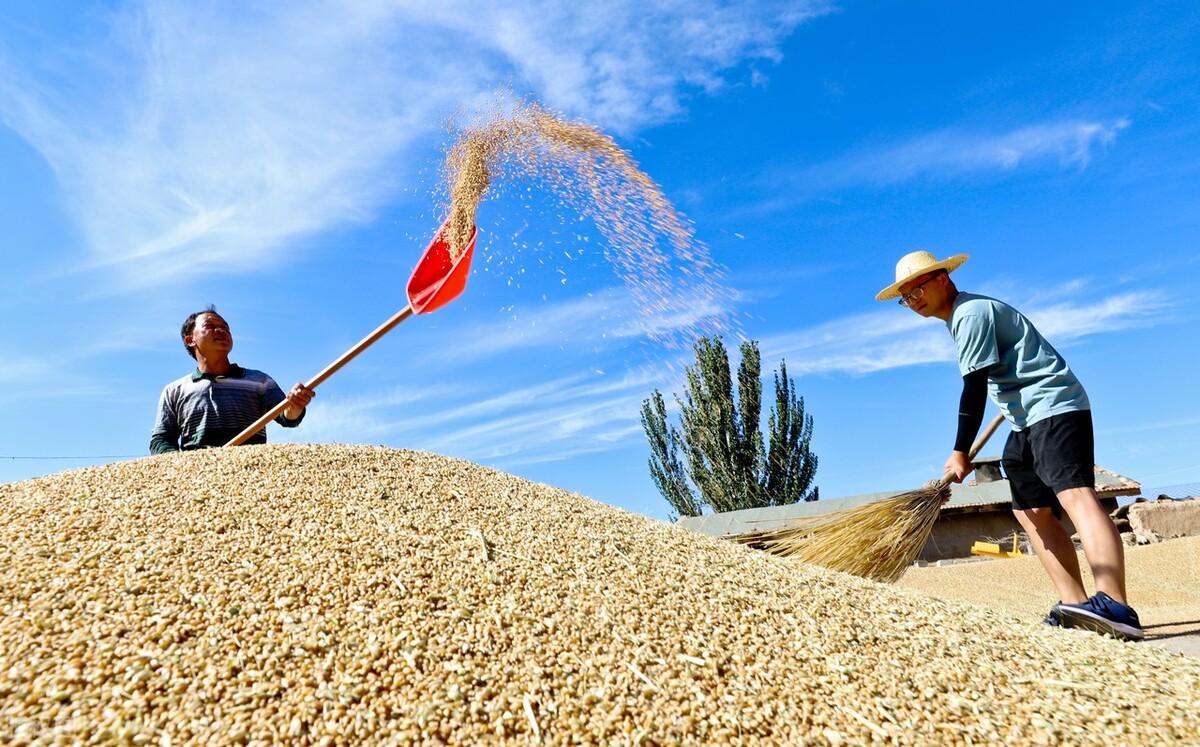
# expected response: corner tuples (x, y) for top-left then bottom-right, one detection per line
(1129, 500), (1200, 542)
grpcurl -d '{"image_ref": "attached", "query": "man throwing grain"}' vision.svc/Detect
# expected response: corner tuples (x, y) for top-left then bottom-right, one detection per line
(150, 306), (314, 453)
(877, 252), (1142, 641)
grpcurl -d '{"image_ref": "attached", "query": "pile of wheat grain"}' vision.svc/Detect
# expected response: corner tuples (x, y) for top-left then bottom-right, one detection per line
(3, 445), (1198, 744)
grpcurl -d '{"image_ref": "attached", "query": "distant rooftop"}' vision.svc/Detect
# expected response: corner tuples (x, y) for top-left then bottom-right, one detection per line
(676, 460), (1139, 538)
(1139, 482), (1200, 501)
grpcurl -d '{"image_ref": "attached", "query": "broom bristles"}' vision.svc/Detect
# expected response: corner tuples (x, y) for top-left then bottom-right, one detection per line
(734, 482), (951, 583)
(741, 414), (1003, 583)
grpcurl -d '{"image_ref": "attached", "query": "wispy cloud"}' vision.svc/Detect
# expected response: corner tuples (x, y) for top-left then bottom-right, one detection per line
(1024, 290), (1171, 341)
(760, 310), (953, 375)
(746, 118), (1129, 214)
(1, 3), (478, 286)
(281, 365), (677, 465)
(410, 0), (829, 133)
(278, 383), (463, 443)
(417, 389), (641, 461)
(265, 282), (1174, 465)
(760, 286), (1173, 377)
(1099, 415), (1200, 437)
(445, 284), (731, 362)
(836, 119), (1129, 184)
(0, 350), (114, 403)
(0, 0), (822, 288)
(450, 291), (627, 361)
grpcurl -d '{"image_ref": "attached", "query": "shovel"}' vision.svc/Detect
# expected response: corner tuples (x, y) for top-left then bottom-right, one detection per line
(224, 221), (478, 447)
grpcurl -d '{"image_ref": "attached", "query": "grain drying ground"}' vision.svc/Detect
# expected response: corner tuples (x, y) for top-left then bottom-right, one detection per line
(2, 444), (1198, 744)
(899, 536), (1200, 641)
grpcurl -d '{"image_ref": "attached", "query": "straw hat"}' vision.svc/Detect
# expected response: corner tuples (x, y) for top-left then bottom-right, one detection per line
(875, 250), (969, 301)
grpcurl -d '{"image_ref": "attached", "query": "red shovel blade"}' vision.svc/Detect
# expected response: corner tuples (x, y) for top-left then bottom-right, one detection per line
(406, 222), (477, 315)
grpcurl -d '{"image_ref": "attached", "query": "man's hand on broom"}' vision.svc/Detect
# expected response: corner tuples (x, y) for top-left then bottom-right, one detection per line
(943, 450), (974, 483)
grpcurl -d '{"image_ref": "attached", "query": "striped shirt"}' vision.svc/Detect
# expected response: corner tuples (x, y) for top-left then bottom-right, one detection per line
(150, 364), (303, 453)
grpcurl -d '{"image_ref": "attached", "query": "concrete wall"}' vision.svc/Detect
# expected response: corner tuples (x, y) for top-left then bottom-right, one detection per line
(1129, 500), (1200, 542)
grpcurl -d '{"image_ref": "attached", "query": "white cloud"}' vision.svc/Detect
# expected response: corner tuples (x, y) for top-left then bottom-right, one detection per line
(417, 392), (639, 459)
(746, 118), (1129, 213)
(496, 424), (646, 468)
(1099, 416), (1200, 437)
(2, 2), (477, 286)
(759, 309), (954, 375)
(0, 0), (821, 287)
(0, 351), (114, 403)
(2, 353), (54, 385)
(275, 383), (462, 443)
(281, 283), (1174, 465)
(450, 291), (628, 361)
(413, 0), (828, 132)
(760, 286), (1172, 377)
(283, 365), (677, 464)
(440, 283), (732, 362)
(1024, 290), (1171, 341)
(824, 119), (1128, 186)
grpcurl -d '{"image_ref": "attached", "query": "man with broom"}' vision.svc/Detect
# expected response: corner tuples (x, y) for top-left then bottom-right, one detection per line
(876, 251), (1142, 641)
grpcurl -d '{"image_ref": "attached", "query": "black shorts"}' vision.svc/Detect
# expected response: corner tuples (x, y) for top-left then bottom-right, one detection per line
(1002, 410), (1096, 511)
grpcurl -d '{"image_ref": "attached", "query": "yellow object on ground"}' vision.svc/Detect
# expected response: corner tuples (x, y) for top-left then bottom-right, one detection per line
(970, 532), (1024, 558)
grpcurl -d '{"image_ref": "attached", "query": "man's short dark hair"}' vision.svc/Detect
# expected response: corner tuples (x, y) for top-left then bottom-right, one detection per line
(181, 305), (220, 359)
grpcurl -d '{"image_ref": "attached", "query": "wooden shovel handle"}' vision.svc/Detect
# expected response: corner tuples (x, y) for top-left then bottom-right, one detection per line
(936, 412), (1006, 489)
(223, 305), (414, 447)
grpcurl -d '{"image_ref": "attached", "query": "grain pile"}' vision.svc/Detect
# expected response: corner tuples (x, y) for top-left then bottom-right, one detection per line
(3, 445), (1200, 744)
(442, 101), (733, 347)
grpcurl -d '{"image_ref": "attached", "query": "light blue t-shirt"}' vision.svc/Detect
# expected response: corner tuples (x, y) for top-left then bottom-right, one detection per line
(947, 292), (1089, 430)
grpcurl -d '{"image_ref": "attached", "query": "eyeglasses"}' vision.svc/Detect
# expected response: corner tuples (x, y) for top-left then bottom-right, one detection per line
(898, 275), (938, 306)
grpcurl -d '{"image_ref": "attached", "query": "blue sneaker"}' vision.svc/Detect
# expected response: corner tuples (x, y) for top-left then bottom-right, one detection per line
(1057, 592), (1144, 641)
(1042, 602), (1063, 627)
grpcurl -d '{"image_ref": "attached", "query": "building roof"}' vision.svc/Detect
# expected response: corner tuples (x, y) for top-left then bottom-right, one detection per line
(676, 461), (1140, 538)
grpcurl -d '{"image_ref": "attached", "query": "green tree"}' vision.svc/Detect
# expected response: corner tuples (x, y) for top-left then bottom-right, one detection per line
(640, 390), (701, 519)
(640, 337), (818, 516)
(764, 361), (819, 505)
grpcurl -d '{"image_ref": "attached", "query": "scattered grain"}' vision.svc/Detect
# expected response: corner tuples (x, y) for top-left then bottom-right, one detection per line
(442, 100), (734, 349)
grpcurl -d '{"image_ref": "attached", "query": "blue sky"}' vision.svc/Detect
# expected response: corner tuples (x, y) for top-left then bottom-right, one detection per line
(3, 1), (1198, 519)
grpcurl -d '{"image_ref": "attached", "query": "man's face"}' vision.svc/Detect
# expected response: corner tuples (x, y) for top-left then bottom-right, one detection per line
(898, 272), (950, 317)
(187, 312), (233, 359)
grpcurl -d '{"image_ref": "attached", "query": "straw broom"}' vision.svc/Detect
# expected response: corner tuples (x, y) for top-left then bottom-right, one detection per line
(735, 413), (1006, 583)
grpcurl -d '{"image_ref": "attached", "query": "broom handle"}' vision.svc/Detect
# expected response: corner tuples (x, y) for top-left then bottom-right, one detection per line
(935, 413), (1006, 489)
(223, 305), (415, 447)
